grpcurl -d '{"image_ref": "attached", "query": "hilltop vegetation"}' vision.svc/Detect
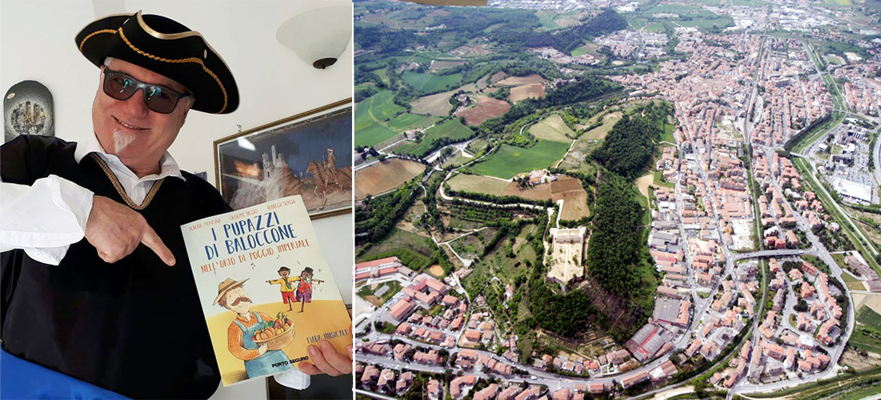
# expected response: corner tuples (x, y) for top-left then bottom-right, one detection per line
(588, 177), (651, 296)
(592, 101), (673, 180)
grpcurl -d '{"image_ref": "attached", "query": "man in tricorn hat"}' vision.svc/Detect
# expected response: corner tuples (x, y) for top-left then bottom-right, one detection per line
(0, 12), (351, 399)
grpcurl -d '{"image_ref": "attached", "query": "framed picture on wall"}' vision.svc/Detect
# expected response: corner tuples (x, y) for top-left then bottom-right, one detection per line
(213, 98), (352, 219)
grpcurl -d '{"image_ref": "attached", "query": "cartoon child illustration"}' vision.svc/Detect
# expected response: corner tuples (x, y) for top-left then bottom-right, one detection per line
(295, 267), (324, 313)
(213, 278), (292, 378)
(266, 266), (298, 311)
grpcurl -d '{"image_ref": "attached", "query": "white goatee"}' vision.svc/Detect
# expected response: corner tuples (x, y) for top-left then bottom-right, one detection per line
(112, 128), (137, 153)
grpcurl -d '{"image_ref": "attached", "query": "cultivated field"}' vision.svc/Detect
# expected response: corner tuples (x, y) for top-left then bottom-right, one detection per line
(431, 60), (467, 70)
(490, 71), (508, 85)
(388, 113), (438, 131)
(550, 176), (583, 193)
(582, 112), (622, 141)
(354, 158), (425, 199)
(410, 83), (480, 116)
(393, 119), (474, 158)
(555, 190), (589, 220)
(355, 90), (406, 147)
(356, 123), (398, 148)
(499, 182), (553, 201)
(497, 74), (546, 86)
(529, 114), (575, 143)
(457, 95), (511, 126)
(402, 71), (463, 92)
(509, 83), (545, 103)
(552, 176), (590, 220)
(411, 91), (454, 116)
(863, 294), (881, 317)
(447, 173), (509, 195)
(471, 140), (569, 179)
(450, 44), (491, 57)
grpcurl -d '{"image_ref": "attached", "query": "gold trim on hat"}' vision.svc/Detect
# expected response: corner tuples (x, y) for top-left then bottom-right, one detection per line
(117, 29), (228, 113)
(77, 11), (232, 113)
(79, 29), (118, 52)
(134, 11), (236, 105)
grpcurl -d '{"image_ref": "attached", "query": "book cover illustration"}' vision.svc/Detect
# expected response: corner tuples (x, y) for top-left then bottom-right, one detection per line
(181, 195), (351, 386)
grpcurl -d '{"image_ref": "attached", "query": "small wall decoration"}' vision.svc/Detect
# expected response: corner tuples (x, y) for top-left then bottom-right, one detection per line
(4, 80), (55, 143)
(214, 99), (353, 219)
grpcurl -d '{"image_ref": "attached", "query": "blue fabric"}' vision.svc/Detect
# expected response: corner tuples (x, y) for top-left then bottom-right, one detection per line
(1, 348), (129, 400)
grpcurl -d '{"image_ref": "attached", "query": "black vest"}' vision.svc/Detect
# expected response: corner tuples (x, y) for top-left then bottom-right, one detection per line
(1, 136), (228, 399)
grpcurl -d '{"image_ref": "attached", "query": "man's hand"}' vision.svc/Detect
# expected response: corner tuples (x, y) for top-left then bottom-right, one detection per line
(84, 195), (176, 266)
(258, 343), (268, 356)
(299, 341), (353, 376)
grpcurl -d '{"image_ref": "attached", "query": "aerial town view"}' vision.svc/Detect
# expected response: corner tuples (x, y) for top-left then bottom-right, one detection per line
(351, 0), (881, 398)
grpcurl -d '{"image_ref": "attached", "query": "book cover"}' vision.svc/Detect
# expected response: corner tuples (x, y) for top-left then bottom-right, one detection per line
(181, 195), (351, 386)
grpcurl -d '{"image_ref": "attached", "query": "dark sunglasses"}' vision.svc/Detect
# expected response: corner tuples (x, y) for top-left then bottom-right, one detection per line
(102, 68), (193, 114)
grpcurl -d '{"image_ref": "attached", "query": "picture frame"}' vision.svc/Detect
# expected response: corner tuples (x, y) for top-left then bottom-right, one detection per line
(213, 98), (353, 219)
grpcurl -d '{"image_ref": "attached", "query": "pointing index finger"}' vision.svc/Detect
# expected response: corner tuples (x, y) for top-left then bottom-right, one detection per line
(141, 225), (176, 266)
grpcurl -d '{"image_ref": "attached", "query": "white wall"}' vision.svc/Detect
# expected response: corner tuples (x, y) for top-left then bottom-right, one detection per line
(1, 1), (353, 398)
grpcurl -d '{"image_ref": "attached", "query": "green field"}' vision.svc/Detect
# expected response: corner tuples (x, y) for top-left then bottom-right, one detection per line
(393, 119), (474, 158)
(359, 227), (436, 261)
(536, 12), (563, 31)
(388, 113), (439, 130)
(653, 170), (675, 189)
(356, 124), (398, 148)
(661, 123), (676, 143)
(471, 139), (569, 179)
(850, 326), (881, 354)
(528, 114), (575, 143)
(402, 71), (463, 92)
(355, 90), (406, 147)
(571, 47), (590, 57)
(842, 270), (865, 291)
(858, 307), (881, 331)
(827, 54), (843, 65)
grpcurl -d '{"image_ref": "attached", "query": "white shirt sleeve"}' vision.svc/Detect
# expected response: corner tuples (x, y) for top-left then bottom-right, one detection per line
(0, 174), (94, 265)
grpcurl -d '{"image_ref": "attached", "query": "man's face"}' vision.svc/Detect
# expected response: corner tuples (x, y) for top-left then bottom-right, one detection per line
(280, 270), (289, 278)
(224, 287), (251, 314)
(92, 58), (192, 173)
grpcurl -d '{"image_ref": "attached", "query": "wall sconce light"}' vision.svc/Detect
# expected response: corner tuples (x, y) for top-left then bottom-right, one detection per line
(276, 6), (351, 69)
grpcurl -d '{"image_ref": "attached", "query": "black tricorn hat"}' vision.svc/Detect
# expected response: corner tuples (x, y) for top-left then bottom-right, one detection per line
(75, 11), (239, 114)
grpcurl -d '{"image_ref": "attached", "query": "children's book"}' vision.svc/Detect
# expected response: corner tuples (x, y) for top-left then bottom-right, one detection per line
(181, 195), (351, 386)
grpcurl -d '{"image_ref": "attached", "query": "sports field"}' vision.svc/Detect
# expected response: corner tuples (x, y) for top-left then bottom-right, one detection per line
(529, 114), (574, 143)
(355, 90), (406, 147)
(471, 140), (569, 179)
(402, 71), (463, 92)
(393, 119), (474, 158)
